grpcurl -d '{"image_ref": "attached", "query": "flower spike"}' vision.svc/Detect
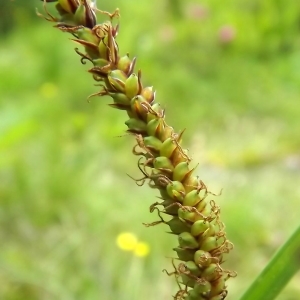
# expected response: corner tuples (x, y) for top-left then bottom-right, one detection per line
(38, 1), (236, 299)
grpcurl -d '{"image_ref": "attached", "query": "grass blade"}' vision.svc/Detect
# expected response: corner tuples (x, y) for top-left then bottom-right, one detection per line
(240, 224), (300, 300)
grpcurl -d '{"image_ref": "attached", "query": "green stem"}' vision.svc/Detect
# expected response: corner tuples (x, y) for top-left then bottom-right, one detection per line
(240, 224), (300, 300)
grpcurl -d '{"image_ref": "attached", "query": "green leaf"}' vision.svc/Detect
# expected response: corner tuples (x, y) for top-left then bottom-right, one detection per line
(240, 224), (300, 300)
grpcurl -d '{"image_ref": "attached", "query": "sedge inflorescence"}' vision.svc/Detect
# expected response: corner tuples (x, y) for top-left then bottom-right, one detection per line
(38, 1), (236, 299)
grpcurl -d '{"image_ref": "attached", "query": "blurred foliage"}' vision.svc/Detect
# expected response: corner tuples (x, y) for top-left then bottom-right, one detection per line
(195, 0), (300, 57)
(1, 0), (300, 300)
(0, 0), (38, 35)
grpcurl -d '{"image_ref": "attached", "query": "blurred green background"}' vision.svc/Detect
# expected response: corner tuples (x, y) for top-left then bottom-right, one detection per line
(1, 0), (300, 299)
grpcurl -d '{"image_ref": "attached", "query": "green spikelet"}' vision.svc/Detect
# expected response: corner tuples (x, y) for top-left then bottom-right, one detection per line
(38, 0), (236, 298)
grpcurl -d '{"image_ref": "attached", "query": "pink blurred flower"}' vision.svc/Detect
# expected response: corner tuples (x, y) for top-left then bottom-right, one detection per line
(159, 25), (176, 43)
(185, 3), (209, 20)
(219, 25), (236, 44)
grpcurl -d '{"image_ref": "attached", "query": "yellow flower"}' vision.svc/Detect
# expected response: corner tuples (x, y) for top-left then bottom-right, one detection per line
(134, 242), (150, 257)
(116, 232), (138, 251)
(116, 232), (150, 257)
(39, 82), (58, 99)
